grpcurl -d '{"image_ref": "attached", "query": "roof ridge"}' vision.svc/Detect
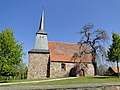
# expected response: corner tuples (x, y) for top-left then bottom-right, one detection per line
(48, 41), (78, 45)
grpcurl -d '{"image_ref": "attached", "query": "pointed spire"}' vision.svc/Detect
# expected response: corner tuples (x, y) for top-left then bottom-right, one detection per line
(37, 7), (47, 35)
(39, 7), (44, 30)
(28, 7), (49, 53)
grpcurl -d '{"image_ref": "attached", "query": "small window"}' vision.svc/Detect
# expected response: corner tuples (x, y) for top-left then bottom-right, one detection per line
(61, 63), (66, 70)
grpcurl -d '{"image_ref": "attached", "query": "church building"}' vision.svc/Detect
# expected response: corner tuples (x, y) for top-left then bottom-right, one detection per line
(28, 8), (94, 79)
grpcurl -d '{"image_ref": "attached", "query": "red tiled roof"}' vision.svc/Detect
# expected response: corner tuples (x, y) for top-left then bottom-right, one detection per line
(48, 42), (92, 63)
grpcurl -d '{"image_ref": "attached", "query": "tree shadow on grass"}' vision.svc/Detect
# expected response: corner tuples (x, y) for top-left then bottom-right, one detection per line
(93, 76), (117, 79)
(0, 80), (9, 83)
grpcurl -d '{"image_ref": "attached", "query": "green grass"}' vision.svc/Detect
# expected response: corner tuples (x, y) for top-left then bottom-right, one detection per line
(27, 76), (120, 86)
(1, 76), (120, 86)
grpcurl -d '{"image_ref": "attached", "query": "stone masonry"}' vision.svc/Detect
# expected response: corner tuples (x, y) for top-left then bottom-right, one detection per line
(28, 53), (49, 79)
(50, 62), (94, 78)
(50, 62), (75, 78)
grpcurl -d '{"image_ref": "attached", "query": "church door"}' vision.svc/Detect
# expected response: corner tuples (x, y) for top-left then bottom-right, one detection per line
(79, 69), (85, 76)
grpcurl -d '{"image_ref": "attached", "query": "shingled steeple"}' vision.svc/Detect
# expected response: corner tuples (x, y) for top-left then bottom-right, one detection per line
(36, 7), (47, 35)
(29, 8), (49, 53)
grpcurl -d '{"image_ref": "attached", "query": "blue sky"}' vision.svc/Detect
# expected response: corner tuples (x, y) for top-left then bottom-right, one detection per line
(0, 0), (120, 65)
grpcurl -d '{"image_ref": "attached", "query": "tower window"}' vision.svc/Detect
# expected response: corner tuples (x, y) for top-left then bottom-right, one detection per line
(61, 63), (66, 71)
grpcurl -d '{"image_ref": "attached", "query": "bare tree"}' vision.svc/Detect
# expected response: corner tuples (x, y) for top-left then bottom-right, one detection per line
(76, 23), (109, 75)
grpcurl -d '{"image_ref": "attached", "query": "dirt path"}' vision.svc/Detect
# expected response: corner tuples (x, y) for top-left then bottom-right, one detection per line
(0, 77), (77, 86)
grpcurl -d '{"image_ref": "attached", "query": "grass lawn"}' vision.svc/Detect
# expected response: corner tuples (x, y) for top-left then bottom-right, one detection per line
(1, 76), (120, 86)
(26, 76), (120, 86)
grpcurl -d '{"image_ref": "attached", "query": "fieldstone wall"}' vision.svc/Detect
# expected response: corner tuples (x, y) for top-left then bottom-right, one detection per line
(50, 62), (94, 78)
(28, 53), (49, 79)
(50, 62), (75, 78)
(50, 62), (61, 78)
(28, 52), (94, 79)
(86, 64), (94, 76)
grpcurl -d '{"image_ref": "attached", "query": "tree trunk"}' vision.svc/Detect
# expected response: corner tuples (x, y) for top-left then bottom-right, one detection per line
(92, 61), (98, 76)
(91, 51), (98, 76)
(117, 60), (119, 78)
(69, 64), (80, 77)
(0, 64), (3, 80)
(0, 70), (2, 80)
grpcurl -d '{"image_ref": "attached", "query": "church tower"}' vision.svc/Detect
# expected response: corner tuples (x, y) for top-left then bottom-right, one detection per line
(28, 8), (50, 79)
(30, 8), (49, 53)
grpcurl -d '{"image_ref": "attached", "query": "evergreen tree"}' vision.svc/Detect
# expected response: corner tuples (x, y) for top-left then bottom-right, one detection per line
(108, 32), (120, 78)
